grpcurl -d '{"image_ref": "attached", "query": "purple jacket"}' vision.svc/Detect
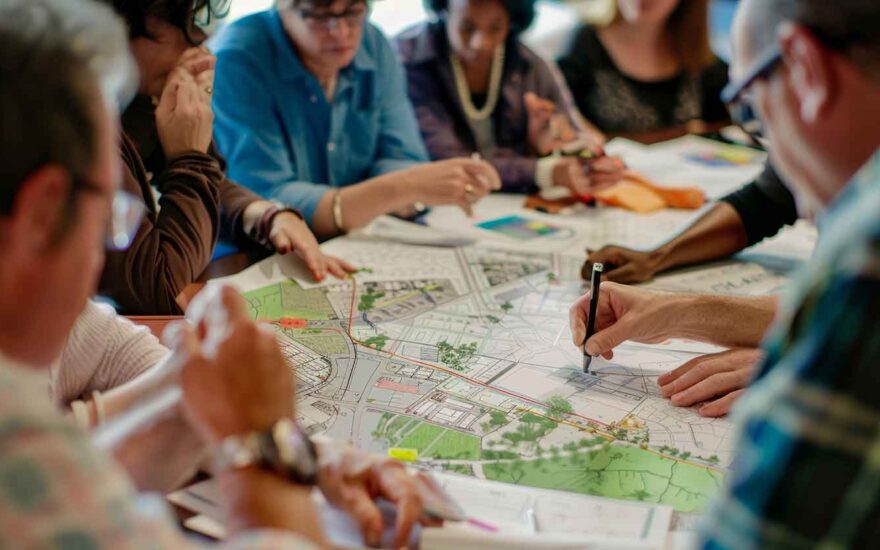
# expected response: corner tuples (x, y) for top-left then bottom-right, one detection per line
(394, 22), (585, 193)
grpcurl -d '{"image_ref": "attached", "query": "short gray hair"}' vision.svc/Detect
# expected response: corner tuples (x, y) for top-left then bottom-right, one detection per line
(744, 0), (880, 79)
(0, 0), (137, 214)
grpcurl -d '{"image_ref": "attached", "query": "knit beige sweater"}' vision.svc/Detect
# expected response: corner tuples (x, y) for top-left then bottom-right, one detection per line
(49, 300), (169, 412)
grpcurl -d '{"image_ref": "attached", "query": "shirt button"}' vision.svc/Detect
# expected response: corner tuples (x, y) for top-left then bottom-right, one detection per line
(310, 95), (318, 103)
(327, 142), (336, 152)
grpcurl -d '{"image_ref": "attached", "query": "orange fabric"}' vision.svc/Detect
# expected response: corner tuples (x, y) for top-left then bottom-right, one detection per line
(595, 170), (706, 213)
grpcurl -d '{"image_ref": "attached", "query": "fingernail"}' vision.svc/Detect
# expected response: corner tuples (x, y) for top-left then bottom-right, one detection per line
(657, 372), (672, 384)
(585, 341), (599, 356)
(671, 393), (685, 405)
(659, 384), (674, 398)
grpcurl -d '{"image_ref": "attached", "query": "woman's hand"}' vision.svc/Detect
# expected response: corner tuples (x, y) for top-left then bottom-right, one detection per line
(406, 158), (501, 217)
(269, 211), (356, 281)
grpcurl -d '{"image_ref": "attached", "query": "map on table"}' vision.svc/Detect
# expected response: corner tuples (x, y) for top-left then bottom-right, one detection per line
(218, 239), (735, 513)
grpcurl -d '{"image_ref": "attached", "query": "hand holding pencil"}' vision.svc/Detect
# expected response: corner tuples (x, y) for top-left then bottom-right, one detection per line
(569, 281), (676, 363)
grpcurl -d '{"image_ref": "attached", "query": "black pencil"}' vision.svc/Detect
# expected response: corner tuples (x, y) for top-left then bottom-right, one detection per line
(583, 263), (603, 374)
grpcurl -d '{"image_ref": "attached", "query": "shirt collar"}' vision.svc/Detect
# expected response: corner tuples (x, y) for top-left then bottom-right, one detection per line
(270, 9), (376, 84)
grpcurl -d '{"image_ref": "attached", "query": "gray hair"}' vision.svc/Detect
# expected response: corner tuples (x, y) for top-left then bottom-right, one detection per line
(743, 0), (880, 79)
(0, 0), (137, 214)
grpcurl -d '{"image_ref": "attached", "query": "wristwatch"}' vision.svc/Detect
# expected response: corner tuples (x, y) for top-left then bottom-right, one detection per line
(213, 418), (319, 485)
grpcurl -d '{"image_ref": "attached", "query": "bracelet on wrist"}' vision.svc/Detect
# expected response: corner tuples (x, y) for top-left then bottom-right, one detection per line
(332, 190), (345, 235)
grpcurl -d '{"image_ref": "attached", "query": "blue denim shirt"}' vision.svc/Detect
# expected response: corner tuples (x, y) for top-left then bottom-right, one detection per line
(211, 10), (429, 224)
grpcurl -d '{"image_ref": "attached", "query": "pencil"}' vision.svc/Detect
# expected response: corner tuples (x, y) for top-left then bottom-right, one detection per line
(583, 263), (604, 374)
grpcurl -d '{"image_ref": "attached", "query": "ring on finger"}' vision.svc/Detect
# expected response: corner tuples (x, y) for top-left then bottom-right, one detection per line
(464, 183), (475, 195)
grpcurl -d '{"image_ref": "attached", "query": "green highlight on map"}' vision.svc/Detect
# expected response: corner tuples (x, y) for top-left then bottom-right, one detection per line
(239, 243), (732, 514)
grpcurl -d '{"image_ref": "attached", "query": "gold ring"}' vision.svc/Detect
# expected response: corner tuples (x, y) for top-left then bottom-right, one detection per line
(464, 183), (475, 195)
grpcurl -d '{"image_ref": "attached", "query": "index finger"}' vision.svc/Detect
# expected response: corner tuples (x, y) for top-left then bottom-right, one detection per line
(463, 160), (501, 191)
(569, 293), (591, 347)
(393, 493), (421, 549)
(212, 285), (251, 326)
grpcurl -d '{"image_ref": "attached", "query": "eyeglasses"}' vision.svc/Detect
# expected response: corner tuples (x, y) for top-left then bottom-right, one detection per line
(298, 4), (367, 32)
(74, 179), (147, 251)
(721, 46), (783, 143)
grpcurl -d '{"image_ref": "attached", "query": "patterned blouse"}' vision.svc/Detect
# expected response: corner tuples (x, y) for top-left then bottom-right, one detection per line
(558, 25), (729, 134)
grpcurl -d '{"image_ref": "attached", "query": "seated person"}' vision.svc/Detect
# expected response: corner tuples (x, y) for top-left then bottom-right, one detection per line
(100, 0), (355, 315)
(395, 0), (625, 195)
(211, 0), (502, 239)
(558, 0), (729, 135)
(0, 2), (440, 546)
(572, 0), (880, 542)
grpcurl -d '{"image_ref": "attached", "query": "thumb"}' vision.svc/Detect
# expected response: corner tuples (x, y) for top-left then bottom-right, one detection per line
(585, 320), (632, 358)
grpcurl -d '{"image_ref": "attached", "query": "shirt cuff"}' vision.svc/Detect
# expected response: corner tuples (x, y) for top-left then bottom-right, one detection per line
(535, 156), (561, 190)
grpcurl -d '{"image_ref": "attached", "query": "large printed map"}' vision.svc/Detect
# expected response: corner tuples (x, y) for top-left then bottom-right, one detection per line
(225, 239), (734, 513)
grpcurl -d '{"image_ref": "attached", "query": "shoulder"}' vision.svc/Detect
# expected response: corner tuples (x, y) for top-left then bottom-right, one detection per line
(700, 56), (729, 89)
(393, 22), (441, 66)
(359, 21), (404, 66)
(211, 11), (276, 58)
(561, 24), (601, 56)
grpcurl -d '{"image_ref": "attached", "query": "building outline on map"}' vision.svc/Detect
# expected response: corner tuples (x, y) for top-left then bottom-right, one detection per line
(234, 240), (733, 513)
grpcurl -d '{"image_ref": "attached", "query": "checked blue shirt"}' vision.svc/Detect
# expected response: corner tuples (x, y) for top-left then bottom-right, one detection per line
(700, 148), (880, 548)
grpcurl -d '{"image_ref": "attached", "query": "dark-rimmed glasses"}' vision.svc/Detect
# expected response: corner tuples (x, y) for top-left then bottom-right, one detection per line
(298, 3), (368, 32)
(721, 46), (783, 143)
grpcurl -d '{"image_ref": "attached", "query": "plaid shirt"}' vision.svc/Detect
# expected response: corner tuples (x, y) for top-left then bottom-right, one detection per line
(0, 353), (314, 549)
(700, 149), (880, 548)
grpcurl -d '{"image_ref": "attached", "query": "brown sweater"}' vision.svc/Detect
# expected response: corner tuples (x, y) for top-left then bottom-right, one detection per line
(99, 95), (261, 315)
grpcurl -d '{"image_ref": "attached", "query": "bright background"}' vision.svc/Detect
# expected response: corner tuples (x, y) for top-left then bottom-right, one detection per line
(224, 0), (740, 61)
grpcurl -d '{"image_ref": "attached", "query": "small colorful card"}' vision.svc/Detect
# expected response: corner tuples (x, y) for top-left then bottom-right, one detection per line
(477, 215), (561, 240)
(684, 146), (761, 167)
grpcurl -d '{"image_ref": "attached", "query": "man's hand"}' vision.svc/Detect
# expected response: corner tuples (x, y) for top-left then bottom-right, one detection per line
(583, 245), (664, 283)
(658, 348), (763, 417)
(269, 212), (357, 281)
(316, 440), (443, 548)
(165, 286), (294, 444)
(569, 283), (683, 360)
(408, 158), (501, 217)
(155, 47), (216, 159)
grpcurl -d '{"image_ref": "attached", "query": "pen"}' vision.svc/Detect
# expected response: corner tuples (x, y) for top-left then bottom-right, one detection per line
(583, 262), (603, 374)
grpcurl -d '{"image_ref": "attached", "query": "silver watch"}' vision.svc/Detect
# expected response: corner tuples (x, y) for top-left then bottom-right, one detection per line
(213, 418), (319, 485)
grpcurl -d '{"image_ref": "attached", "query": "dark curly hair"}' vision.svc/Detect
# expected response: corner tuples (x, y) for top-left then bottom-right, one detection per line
(425, 0), (536, 35)
(103, 0), (230, 44)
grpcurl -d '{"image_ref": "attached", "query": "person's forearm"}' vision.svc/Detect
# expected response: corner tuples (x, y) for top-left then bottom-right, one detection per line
(669, 293), (778, 348)
(219, 468), (327, 545)
(653, 202), (750, 273)
(310, 172), (418, 238)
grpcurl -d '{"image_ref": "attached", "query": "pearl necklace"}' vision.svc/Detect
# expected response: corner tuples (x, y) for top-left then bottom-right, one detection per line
(449, 43), (506, 122)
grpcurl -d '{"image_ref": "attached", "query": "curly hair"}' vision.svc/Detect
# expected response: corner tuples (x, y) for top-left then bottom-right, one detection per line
(425, 0), (537, 35)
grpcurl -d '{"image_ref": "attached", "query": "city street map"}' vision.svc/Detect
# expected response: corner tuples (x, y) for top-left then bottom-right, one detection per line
(218, 238), (735, 513)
